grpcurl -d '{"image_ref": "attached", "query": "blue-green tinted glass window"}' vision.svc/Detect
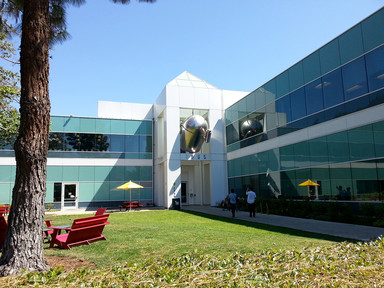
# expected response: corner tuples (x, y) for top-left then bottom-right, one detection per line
(110, 119), (125, 134)
(339, 25), (364, 65)
(366, 46), (384, 91)
(342, 56), (368, 100)
(141, 121), (153, 135)
(294, 141), (309, 169)
(125, 121), (140, 135)
(303, 51), (321, 83)
(79, 134), (97, 151)
(140, 136), (152, 152)
(246, 92), (257, 113)
(276, 71), (290, 99)
(0, 166), (12, 182)
(305, 78), (324, 115)
(64, 133), (79, 151)
(263, 80), (277, 102)
(49, 133), (65, 150)
(241, 156), (252, 176)
(252, 151), (273, 174)
(255, 89), (266, 110)
(361, 9), (384, 52)
(280, 144), (294, 170)
(80, 118), (96, 133)
(348, 125), (375, 161)
(308, 136), (328, 167)
(125, 166), (140, 180)
(238, 98), (247, 119)
(322, 68), (344, 108)
(95, 119), (111, 134)
(267, 149), (280, 171)
(50, 117), (65, 132)
(327, 131), (350, 163)
(290, 87), (306, 121)
(63, 117), (80, 132)
(373, 121), (384, 158)
(109, 135), (125, 152)
(276, 95), (291, 125)
(125, 135), (139, 152)
(110, 166), (125, 181)
(319, 39), (341, 74)
(289, 62), (304, 91)
(95, 134), (110, 151)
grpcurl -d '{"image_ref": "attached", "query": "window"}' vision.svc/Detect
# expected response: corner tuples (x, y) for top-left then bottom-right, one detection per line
(342, 56), (368, 101)
(366, 45), (384, 91)
(290, 87), (306, 121)
(305, 78), (324, 115)
(323, 68), (344, 108)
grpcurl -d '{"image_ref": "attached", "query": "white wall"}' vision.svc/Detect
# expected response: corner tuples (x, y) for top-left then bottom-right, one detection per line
(98, 101), (153, 120)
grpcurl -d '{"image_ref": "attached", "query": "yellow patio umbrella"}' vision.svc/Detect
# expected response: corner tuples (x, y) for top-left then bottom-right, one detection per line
(116, 181), (143, 205)
(299, 179), (320, 199)
(298, 179), (320, 186)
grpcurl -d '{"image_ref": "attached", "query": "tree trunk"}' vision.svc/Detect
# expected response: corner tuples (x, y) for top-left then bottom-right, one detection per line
(0, 0), (51, 276)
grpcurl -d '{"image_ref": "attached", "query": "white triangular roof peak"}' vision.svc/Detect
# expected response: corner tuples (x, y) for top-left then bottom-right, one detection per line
(167, 71), (217, 89)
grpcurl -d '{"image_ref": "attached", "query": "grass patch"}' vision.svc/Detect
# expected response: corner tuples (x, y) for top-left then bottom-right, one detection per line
(42, 210), (346, 267)
(6, 210), (381, 287)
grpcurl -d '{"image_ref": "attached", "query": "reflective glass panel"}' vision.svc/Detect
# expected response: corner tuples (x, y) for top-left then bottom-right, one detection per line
(49, 133), (65, 151)
(109, 135), (125, 152)
(290, 87), (306, 121)
(125, 135), (139, 152)
(366, 46), (384, 91)
(64, 133), (80, 151)
(361, 8), (384, 52)
(294, 141), (310, 169)
(289, 61), (304, 91)
(319, 39), (341, 74)
(303, 51), (321, 83)
(342, 56), (368, 100)
(339, 25), (364, 65)
(263, 80), (277, 102)
(79, 134), (96, 151)
(140, 136), (152, 152)
(276, 95), (291, 125)
(280, 144), (294, 170)
(305, 78), (324, 115)
(373, 121), (384, 158)
(348, 125), (375, 161)
(322, 68), (344, 108)
(327, 131), (350, 163)
(308, 136), (328, 166)
(276, 71), (290, 99)
(95, 134), (110, 151)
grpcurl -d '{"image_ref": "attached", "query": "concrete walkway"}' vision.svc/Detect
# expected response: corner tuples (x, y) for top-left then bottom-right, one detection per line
(182, 205), (384, 242)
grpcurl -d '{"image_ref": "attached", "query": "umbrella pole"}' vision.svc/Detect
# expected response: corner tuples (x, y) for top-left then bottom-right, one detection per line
(130, 188), (132, 211)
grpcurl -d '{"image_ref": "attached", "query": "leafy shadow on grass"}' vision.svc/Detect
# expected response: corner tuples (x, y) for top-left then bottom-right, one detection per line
(182, 210), (357, 243)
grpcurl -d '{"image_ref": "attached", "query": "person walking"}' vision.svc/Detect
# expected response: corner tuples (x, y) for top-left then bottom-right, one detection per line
(246, 187), (256, 217)
(228, 189), (237, 217)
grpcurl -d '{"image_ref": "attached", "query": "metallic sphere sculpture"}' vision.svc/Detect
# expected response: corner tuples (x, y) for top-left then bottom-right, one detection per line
(240, 119), (263, 139)
(180, 115), (211, 153)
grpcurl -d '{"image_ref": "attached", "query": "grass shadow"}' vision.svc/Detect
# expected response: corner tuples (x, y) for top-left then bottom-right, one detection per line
(182, 210), (357, 243)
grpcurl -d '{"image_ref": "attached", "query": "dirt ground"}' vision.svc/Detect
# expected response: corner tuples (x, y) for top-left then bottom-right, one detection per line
(45, 256), (97, 271)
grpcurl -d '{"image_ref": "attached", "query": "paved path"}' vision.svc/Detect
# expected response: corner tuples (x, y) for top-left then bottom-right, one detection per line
(182, 205), (384, 242)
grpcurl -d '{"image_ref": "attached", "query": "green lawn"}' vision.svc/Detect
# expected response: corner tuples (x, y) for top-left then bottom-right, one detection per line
(43, 209), (346, 267)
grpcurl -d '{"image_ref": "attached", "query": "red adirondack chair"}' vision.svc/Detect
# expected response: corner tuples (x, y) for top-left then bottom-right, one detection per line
(95, 207), (107, 216)
(49, 214), (110, 249)
(0, 215), (7, 249)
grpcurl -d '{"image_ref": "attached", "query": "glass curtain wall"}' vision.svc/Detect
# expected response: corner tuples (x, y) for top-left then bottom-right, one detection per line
(228, 121), (384, 201)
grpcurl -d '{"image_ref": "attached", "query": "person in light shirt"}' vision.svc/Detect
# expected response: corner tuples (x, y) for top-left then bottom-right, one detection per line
(246, 187), (256, 217)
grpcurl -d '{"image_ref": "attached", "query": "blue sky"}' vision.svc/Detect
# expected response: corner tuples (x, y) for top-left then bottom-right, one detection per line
(8, 0), (384, 117)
